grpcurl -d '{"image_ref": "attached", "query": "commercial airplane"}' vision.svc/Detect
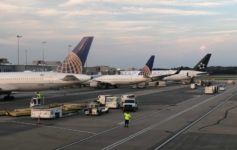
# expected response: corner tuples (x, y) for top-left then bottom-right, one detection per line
(162, 53), (212, 82)
(90, 55), (155, 88)
(0, 36), (93, 100)
(120, 53), (211, 83)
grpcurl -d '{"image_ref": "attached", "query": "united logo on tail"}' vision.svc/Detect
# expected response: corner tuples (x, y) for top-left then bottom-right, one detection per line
(139, 55), (155, 77)
(57, 36), (94, 74)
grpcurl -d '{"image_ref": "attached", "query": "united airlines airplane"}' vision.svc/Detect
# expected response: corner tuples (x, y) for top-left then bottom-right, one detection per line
(90, 55), (155, 88)
(0, 36), (93, 100)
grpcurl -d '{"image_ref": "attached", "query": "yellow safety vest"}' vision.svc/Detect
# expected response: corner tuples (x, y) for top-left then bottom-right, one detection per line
(36, 94), (43, 99)
(124, 112), (131, 120)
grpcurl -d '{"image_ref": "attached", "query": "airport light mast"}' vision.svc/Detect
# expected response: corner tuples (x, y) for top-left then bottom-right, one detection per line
(42, 41), (47, 63)
(25, 49), (28, 65)
(16, 35), (22, 65)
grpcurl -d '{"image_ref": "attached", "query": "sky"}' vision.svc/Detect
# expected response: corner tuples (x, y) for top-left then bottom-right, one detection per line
(0, 0), (237, 69)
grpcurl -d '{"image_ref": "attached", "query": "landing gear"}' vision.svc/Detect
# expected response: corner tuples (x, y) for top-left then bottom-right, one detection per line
(105, 84), (109, 89)
(3, 92), (14, 100)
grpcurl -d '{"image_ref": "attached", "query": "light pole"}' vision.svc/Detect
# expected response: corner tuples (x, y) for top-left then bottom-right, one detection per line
(25, 49), (28, 65)
(68, 44), (72, 54)
(42, 41), (47, 63)
(16, 35), (22, 65)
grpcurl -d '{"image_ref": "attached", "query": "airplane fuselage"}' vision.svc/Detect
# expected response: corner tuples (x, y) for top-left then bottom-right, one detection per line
(162, 70), (207, 81)
(120, 70), (207, 81)
(93, 75), (148, 86)
(0, 72), (91, 92)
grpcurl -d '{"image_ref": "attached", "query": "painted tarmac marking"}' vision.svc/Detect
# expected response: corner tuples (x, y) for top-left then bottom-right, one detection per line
(9, 120), (96, 135)
(102, 87), (237, 150)
(154, 93), (236, 150)
(55, 126), (121, 150)
(55, 85), (188, 149)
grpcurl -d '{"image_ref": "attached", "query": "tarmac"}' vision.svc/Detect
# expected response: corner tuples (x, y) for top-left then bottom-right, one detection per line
(0, 84), (237, 150)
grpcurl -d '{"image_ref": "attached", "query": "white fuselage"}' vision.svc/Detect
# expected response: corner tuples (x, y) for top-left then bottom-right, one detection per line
(93, 75), (148, 85)
(120, 70), (207, 81)
(162, 70), (207, 81)
(0, 72), (91, 92)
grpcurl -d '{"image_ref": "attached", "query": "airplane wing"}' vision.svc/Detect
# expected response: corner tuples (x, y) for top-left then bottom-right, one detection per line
(151, 66), (183, 81)
(61, 75), (80, 81)
(94, 80), (115, 85)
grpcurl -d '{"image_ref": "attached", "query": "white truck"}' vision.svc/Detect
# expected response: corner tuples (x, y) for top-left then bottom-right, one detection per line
(31, 106), (62, 119)
(120, 94), (136, 107)
(97, 95), (120, 109)
(123, 99), (138, 112)
(190, 83), (197, 89)
(204, 85), (218, 94)
(219, 85), (226, 91)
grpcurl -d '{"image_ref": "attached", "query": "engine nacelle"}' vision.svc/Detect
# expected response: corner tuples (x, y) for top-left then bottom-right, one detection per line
(89, 80), (99, 87)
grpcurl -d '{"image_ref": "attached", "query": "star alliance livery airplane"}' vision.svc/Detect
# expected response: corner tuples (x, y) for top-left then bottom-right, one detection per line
(162, 53), (211, 82)
(0, 36), (93, 100)
(90, 55), (155, 88)
(120, 53), (211, 83)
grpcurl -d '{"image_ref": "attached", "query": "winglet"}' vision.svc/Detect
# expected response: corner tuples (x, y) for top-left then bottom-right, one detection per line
(139, 55), (155, 77)
(174, 66), (183, 75)
(193, 53), (211, 71)
(57, 36), (94, 74)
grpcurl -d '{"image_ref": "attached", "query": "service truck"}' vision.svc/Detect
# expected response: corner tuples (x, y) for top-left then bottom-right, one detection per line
(123, 99), (138, 112)
(204, 85), (218, 94)
(190, 83), (197, 89)
(97, 95), (120, 109)
(120, 94), (135, 107)
(31, 106), (62, 119)
(84, 102), (109, 116)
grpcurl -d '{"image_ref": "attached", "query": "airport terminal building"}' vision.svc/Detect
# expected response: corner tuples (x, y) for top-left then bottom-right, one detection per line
(0, 58), (117, 74)
(0, 58), (59, 72)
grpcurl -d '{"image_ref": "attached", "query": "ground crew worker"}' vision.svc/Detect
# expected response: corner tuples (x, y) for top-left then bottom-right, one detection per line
(124, 111), (131, 127)
(35, 92), (44, 104)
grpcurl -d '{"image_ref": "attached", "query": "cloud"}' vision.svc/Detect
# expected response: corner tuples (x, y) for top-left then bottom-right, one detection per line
(122, 7), (218, 16)
(60, 0), (223, 7)
(0, 1), (20, 13)
(208, 30), (237, 35)
(0, 0), (237, 67)
(36, 8), (62, 16)
(59, 0), (89, 6)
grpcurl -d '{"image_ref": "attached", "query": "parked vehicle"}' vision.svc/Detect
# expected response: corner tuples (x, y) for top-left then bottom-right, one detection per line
(97, 95), (120, 109)
(204, 85), (218, 94)
(219, 85), (226, 91)
(123, 99), (138, 112)
(190, 83), (197, 89)
(97, 95), (113, 105)
(30, 97), (42, 107)
(31, 106), (62, 119)
(84, 102), (109, 116)
(120, 94), (136, 107)
(105, 96), (120, 109)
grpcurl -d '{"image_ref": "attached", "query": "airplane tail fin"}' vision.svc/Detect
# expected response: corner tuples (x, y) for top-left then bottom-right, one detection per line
(57, 36), (94, 74)
(193, 53), (211, 71)
(139, 55), (155, 77)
